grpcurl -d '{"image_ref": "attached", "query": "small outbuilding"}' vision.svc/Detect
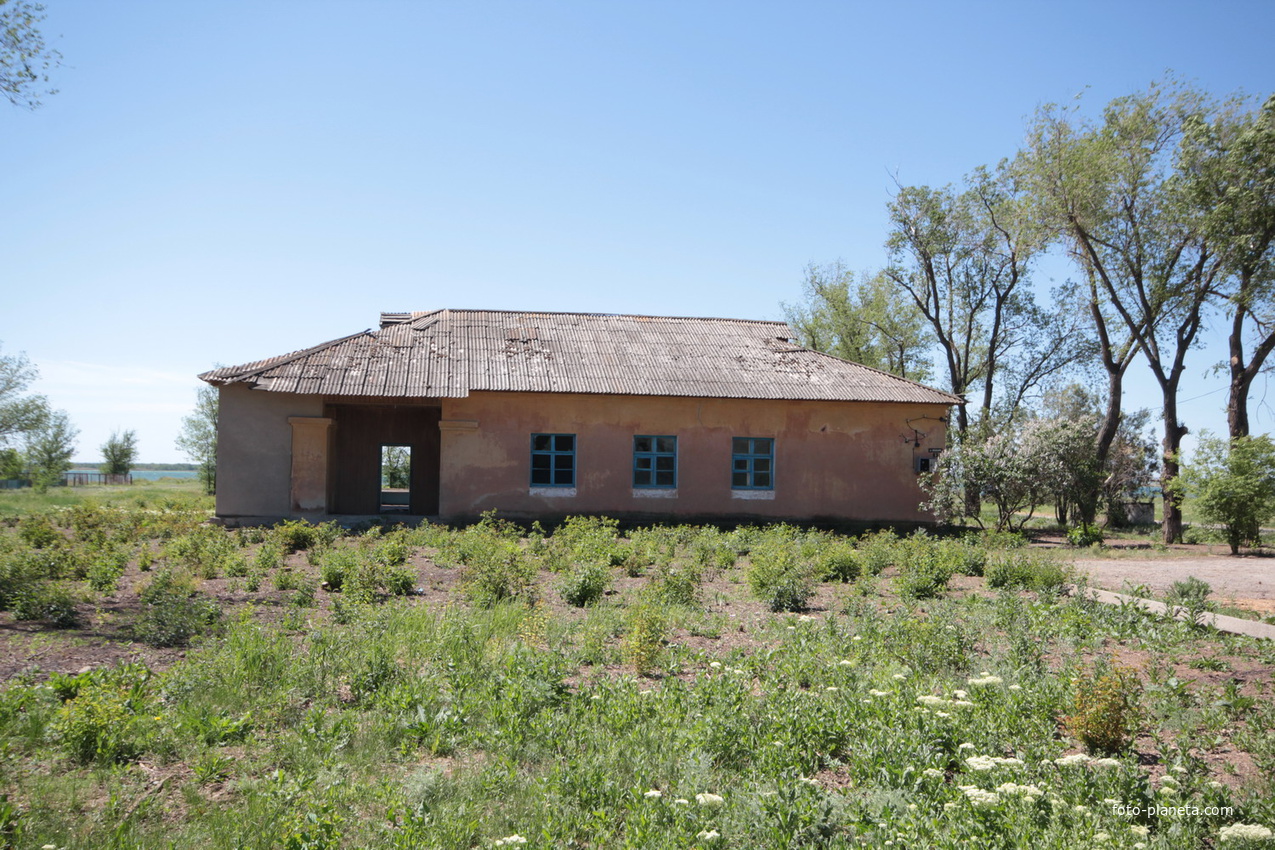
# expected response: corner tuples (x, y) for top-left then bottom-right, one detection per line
(200, 309), (959, 526)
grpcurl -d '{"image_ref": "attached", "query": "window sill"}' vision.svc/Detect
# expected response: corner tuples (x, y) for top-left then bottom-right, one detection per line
(530, 487), (577, 498)
(731, 489), (775, 500)
(633, 488), (677, 499)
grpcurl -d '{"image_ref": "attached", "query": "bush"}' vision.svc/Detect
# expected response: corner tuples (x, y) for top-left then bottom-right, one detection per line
(1067, 523), (1105, 547)
(985, 551), (1068, 591)
(817, 540), (860, 582)
(558, 561), (611, 607)
(134, 568), (222, 647)
(622, 603), (668, 676)
(1164, 576), (1214, 625)
(10, 581), (81, 628)
(53, 664), (155, 764)
(458, 533), (537, 607)
(748, 532), (819, 612)
(273, 519), (320, 553)
(647, 560), (702, 607)
(17, 514), (59, 549)
(1064, 663), (1141, 754)
(856, 529), (898, 575)
(86, 545), (129, 592)
(892, 534), (954, 600)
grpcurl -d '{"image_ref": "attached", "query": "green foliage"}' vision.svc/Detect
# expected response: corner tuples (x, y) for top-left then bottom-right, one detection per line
(1164, 576), (1214, 625)
(1066, 523), (1104, 547)
(10, 579), (80, 627)
(135, 568), (222, 647)
(1178, 433), (1275, 554)
(17, 512), (58, 548)
(52, 664), (155, 764)
(817, 539), (860, 582)
(747, 528), (819, 612)
(855, 529), (898, 574)
(381, 445), (411, 489)
(1064, 663), (1141, 754)
(892, 533), (955, 600)
(558, 560), (611, 607)
(274, 519), (322, 553)
(985, 551), (1068, 591)
(26, 409), (77, 493)
(621, 602), (667, 675)
(175, 385), (218, 495)
(85, 544), (128, 592)
(99, 429), (139, 476)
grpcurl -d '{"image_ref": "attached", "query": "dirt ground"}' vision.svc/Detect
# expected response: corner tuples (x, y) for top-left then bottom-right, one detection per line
(1072, 552), (1275, 615)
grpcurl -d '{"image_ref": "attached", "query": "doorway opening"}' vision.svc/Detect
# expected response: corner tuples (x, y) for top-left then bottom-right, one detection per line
(380, 444), (412, 513)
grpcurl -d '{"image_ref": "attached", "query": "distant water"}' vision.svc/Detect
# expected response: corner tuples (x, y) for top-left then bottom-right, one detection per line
(69, 469), (199, 481)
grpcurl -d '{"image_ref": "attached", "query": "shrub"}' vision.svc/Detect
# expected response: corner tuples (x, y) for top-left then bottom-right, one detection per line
(1064, 663), (1141, 754)
(856, 529), (898, 574)
(817, 540), (860, 582)
(622, 603), (668, 676)
(273, 519), (319, 553)
(1067, 523), (1105, 547)
(319, 548), (358, 591)
(52, 664), (154, 764)
(1164, 576), (1214, 625)
(985, 551), (1068, 591)
(86, 545), (129, 592)
(17, 514), (59, 549)
(647, 560), (702, 607)
(892, 534), (954, 600)
(748, 534), (819, 612)
(558, 561), (612, 607)
(11, 581), (81, 628)
(459, 535), (537, 607)
(134, 568), (222, 647)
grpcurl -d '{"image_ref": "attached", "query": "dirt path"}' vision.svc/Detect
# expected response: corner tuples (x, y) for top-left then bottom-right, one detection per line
(1071, 554), (1275, 615)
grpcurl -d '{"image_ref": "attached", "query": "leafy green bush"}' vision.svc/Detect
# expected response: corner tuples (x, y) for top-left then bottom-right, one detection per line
(273, 519), (321, 553)
(817, 540), (860, 582)
(748, 532), (818, 612)
(646, 560), (702, 607)
(17, 514), (59, 549)
(10, 580), (81, 627)
(892, 534), (954, 599)
(86, 545), (129, 592)
(52, 664), (155, 764)
(985, 551), (1068, 591)
(558, 560), (611, 607)
(856, 529), (898, 574)
(1164, 576), (1214, 625)
(1177, 433), (1275, 554)
(134, 568), (222, 647)
(458, 533), (537, 607)
(1064, 663), (1141, 754)
(622, 602), (667, 676)
(1066, 523), (1105, 547)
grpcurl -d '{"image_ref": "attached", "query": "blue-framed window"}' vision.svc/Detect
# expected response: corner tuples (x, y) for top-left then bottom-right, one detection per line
(731, 437), (774, 490)
(633, 435), (677, 488)
(531, 434), (576, 487)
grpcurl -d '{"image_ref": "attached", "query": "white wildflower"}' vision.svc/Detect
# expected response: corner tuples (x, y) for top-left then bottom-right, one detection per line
(952, 689), (968, 699)
(967, 675), (1003, 687)
(1054, 753), (1091, 767)
(868, 688), (890, 697)
(825, 687), (839, 693)
(1219, 823), (1274, 842)
(951, 700), (975, 707)
(709, 661), (721, 669)
(1091, 757), (1121, 768)
(851, 634), (862, 641)
(893, 673), (908, 681)
(1208, 780), (1224, 789)
(1094, 832), (1110, 842)
(936, 711), (951, 718)
(1008, 684), (1022, 691)
(798, 777), (820, 787)
(1130, 825), (1150, 837)
(673, 798), (689, 805)
(696, 792), (724, 808)
(922, 768), (945, 780)
(1171, 765), (1189, 774)
(1159, 773), (1179, 787)
(696, 830), (721, 840)
(493, 836), (527, 847)
(644, 789), (662, 799)
(957, 742), (976, 751)
(1074, 805), (1090, 814)
(958, 785), (1001, 809)
(964, 755), (999, 771)
(918, 695), (946, 707)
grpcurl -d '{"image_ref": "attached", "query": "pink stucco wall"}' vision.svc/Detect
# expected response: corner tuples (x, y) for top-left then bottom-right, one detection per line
(437, 391), (949, 524)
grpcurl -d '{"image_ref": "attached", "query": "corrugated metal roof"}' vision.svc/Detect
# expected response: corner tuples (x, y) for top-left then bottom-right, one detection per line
(199, 309), (962, 405)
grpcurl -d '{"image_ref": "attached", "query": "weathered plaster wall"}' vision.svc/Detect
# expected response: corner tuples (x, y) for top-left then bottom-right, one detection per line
(216, 383), (324, 520)
(437, 392), (949, 524)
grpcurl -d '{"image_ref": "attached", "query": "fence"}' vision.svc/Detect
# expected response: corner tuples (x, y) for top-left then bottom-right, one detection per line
(63, 472), (132, 486)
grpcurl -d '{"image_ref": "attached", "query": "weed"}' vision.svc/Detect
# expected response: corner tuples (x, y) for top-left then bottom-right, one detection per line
(622, 602), (667, 676)
(985, 551), (1068, 591)
(134, 568), (222, 647)
(1065, 663), (1141, 754)
(1067, 523), (1105, 547)
(558, 560), (611, 607)
(11, 580), (81, 627)
(748, 529), (818, 611)
(1164, 576), (1214, 625)
(52, 664), (154, 764)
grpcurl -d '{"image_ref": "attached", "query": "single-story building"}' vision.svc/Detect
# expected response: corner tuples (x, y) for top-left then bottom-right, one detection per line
(199, 309), (959, 526)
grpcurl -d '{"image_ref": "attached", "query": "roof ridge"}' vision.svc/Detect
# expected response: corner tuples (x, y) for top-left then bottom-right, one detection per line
(434, 307), (790, 327)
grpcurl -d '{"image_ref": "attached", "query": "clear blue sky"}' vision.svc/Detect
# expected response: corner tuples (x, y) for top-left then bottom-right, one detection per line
(3, 0), (1273, 462)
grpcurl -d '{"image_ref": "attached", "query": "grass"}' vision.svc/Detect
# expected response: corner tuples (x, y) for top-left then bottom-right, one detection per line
(0, 478), (214, 518)
(0, 505), (1272, 848)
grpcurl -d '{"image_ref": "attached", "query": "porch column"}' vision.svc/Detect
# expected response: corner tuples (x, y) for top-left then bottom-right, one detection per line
(288, 416), (333, 514)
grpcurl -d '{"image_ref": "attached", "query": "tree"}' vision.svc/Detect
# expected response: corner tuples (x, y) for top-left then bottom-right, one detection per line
(176, 386), (218, 495)
(886, 159), (1086, 435)
(0, 0), (60, 109)
(922, 418), (1097, 532)
(382, 445), (410, 488)
(783, 262), (932, 380)
(1177, 95), (1275, 438)
(0, 342), (49, 447)
(26, 408), (76, 492)
(100, 429), (138, 477)
(1178, 433), (1275, 555)
(1025, 80), (1230, 543)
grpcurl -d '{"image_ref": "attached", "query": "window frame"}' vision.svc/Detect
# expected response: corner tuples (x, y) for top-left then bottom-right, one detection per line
(731, 437), (774, 490)
(530, 433), (577, 488)
(632, 435), (677, 489)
